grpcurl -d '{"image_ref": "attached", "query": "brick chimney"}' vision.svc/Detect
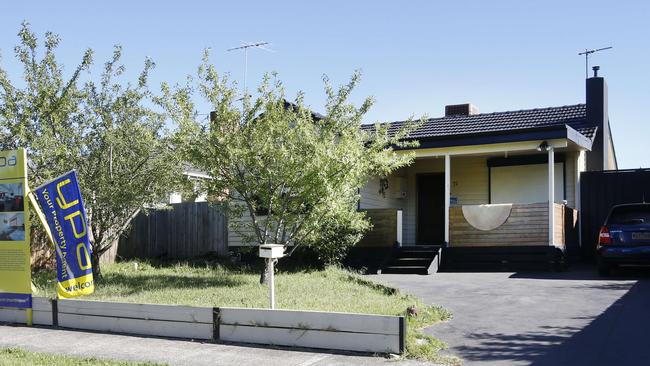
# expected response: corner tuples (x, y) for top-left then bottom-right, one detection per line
(445, 103), (479, 117)
(585, 66), (610, 171)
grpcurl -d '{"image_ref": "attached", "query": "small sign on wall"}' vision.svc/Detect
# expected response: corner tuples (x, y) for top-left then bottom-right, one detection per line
(450, 196), (459, 205)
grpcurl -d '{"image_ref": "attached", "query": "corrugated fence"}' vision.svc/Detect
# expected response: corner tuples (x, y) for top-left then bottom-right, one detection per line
(580, 169), (650, 259)
(118, 202), (228, 259)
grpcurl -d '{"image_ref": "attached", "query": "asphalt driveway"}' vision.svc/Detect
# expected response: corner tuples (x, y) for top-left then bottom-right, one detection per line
(374, 265), (650, 366)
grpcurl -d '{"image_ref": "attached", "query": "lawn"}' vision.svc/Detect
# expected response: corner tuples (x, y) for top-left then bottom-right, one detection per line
(32, 260), (456, 364)
(0, 348), (163, 366)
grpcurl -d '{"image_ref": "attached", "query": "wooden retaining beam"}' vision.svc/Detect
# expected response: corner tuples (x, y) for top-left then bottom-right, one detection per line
(0, 298), (405, 354)
(219, 307), (405, 354)
(57, 299), (214, 340)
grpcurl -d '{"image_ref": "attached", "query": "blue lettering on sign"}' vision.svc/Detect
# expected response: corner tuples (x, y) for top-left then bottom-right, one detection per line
(0, 154), (17, 167)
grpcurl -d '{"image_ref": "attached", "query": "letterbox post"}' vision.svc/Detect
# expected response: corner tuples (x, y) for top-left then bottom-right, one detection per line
(258, 244), (285, 310)
(268, 258), (275, 309)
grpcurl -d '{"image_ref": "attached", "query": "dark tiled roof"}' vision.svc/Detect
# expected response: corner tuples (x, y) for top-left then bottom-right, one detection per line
(362, 104), (596, 141)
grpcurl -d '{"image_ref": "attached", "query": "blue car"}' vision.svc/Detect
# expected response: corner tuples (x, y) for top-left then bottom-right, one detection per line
(596, 203), (650, 275)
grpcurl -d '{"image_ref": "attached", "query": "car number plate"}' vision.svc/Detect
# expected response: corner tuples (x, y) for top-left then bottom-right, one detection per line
(631, 232), (650, 240)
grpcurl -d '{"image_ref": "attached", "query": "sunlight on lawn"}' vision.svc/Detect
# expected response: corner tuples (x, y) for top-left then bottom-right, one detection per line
(32, 260), (456, 363)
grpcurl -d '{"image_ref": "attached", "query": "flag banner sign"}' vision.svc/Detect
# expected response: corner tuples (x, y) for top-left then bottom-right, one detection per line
(34, 171), (94, 298)
(0, 149), (32, 308)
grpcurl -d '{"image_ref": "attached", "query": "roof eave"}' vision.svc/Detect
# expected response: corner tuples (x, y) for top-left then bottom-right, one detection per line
(566, 125), (594, 151)
(396, 124), (593, 150)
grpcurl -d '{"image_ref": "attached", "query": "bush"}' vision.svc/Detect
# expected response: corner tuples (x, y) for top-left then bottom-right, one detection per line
(302, 210), (369, 266)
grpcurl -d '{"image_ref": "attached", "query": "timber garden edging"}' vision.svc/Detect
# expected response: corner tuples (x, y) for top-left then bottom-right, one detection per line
(0, 297), (406, 354)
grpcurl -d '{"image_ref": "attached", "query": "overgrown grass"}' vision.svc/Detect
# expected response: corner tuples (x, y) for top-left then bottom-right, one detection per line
(32, 260), (454, 363)
(0, 348), (164, 366)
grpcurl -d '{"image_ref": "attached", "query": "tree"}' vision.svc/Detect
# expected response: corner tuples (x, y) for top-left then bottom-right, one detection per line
(162, 53), (420, 273)
(0, 22), (92, 177)
(78, 47), (183, 279)
(0, 22), (93, 271)
(0, 23), (182, 279)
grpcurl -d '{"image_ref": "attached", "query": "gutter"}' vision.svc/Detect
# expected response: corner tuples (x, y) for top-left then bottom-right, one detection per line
(394, 124), (593, 151)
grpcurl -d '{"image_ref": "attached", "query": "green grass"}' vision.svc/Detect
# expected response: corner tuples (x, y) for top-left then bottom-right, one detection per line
(32, 260), (454, 363)
(0, 348), (164, 366)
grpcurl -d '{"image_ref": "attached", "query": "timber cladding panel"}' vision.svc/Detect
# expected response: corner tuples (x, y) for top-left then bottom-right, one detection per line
(553, 204), (578, 248)
(118, 202), (228, 259)
(450, 203), (575, 247)
(357, 209), (398, 247)
(450, 203), (549, 247)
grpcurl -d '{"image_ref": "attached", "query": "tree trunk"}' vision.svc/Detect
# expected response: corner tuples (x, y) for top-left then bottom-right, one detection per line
(259, 266), (268, 285)
(258, 259), (277, 285)
(91, 250), (103, 282)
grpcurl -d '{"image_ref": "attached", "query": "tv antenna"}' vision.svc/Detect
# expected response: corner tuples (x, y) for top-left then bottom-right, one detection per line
(578, 46), (612, 78)
(227, 41), (274, 98)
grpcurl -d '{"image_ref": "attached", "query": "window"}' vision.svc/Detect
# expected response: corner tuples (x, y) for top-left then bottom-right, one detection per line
(490, 163), (564, 204)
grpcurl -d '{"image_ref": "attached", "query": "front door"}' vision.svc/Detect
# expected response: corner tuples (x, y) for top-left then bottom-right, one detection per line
(417, 174), (445, 245)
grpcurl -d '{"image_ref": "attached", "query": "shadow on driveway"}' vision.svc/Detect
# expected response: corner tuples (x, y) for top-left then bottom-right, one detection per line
(450, 267), (650, 366)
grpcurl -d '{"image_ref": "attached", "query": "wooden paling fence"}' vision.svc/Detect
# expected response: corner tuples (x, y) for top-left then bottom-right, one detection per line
(0, 299), (405, 354)
(118, 202), (228, 260)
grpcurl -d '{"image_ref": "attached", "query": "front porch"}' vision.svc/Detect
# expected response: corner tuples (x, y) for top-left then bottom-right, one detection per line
(357, 139), (585, 271)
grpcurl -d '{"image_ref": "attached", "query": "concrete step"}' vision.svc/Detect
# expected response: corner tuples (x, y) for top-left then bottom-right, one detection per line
(381, 265), (429, 275)
(389, 258), (432, 267)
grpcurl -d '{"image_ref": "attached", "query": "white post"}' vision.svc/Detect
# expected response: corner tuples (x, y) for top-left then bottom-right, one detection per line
(396, 209), (403, 246)
(444, 154), (451, 245)
(576, 150), (586, 248)
(548, 147), (555, 246)
(268, 259), (275, 309)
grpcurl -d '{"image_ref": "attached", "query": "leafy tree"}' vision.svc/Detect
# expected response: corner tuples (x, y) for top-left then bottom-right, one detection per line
(0, 23), (182, 279)
(162, 53), (420, 273)
(0, 22), (92, 177)
(78, 47), (183, 279)
(0, 22), (93, 271)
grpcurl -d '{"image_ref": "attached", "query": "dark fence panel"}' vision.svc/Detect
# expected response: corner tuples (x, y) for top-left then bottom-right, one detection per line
(580, 169), (650, 259)
(118, 202), (228, 260)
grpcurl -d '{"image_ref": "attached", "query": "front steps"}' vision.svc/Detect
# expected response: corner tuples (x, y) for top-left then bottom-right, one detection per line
(380, 246), (441, 275)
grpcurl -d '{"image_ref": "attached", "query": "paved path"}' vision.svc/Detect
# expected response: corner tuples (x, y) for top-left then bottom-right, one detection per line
(374, 266), (650, 366)
(0, 325), (434, 366)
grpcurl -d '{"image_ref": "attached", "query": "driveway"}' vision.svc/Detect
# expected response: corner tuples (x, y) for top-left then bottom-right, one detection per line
(374, 266), (650, 366)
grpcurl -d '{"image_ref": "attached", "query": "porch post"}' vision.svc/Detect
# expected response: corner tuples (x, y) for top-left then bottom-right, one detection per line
(444, 154), (450, 246)
(548, 147), (555, 246)
(576, 150), (586, 247)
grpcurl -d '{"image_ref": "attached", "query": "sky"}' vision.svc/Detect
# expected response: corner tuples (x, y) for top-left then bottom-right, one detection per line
(1, 0), (648, 168)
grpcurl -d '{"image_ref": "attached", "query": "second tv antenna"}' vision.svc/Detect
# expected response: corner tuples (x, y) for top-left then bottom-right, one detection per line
(227, 41), (273, 98)
(578, 46), (612, 78)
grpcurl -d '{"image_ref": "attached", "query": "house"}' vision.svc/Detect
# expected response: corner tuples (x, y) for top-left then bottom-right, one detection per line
(356, 67), (616, 272)
(168, 164), (211, 204)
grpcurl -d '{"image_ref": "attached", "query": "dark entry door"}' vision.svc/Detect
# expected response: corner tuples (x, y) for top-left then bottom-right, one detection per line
(417, 174), (445, 245)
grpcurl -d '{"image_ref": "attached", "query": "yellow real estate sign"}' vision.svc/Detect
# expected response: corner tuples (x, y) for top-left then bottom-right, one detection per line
(0, 149), (32, 310)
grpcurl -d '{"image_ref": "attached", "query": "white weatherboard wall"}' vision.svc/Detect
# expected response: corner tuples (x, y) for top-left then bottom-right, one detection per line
(359, 168), (407, 210)
(219, 307), (404, 354)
